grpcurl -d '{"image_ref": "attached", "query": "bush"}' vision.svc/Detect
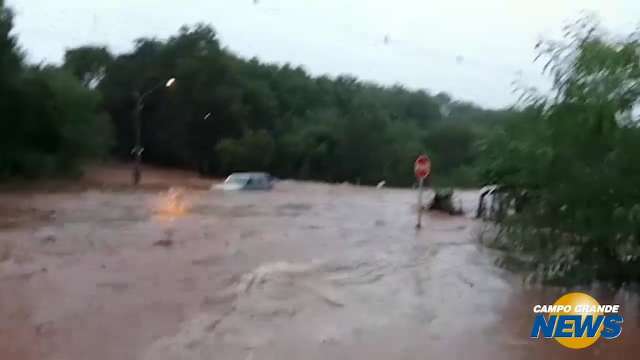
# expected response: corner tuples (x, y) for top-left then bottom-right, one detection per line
(0, 1), (112, 180)
(479, 17), (640, 285)
(0, 69), (113, 179)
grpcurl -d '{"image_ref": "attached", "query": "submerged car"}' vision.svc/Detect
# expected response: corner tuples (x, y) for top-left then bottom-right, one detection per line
(476, 185), (530, 220)
(213, 172), (274, 191)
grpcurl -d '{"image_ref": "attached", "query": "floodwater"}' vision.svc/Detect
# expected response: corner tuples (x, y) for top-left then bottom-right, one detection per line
(0, 180), (638, 359)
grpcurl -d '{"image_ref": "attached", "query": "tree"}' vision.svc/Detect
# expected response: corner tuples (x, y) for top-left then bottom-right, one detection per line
(216, 130), (275, 173)
(0, 0), (112, 179)
(59, 22), (516, 185)
(63, 46), (113, 88)
(0, 0), (21, 79)
(479, 16), (640, 284)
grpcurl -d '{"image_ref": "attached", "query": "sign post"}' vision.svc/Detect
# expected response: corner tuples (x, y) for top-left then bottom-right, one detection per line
(417, 177), (425, 228)
(414, 154), (431, 229)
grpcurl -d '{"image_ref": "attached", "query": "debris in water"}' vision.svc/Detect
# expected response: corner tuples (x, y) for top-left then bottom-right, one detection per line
(153, 239), (174, 247)
(321, 336), (340, 344)
(458, 274), (475, 287)
(38, 229), (57, 244)
(427, 188), (463, 215)
(35, 321), (55, 336)
(278, 203), (312, 211)
(0, 243), (11, 262)
(205, 307), (236, 333)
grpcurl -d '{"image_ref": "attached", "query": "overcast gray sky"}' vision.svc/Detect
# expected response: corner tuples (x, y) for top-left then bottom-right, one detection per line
(7, 0), (640, 108)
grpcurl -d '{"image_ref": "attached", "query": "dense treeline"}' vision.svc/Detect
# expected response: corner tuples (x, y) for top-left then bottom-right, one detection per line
(2, 0), (515, 185)
(64, 24), (514, 186)
(0, 0), (111, 179)
(480, 17), (640, 285)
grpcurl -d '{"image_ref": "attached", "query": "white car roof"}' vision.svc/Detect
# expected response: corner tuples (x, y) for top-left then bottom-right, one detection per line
(228, 172), (270, 177)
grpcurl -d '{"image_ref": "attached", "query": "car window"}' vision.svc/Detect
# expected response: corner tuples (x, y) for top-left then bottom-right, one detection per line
(225, 175), (247, 184)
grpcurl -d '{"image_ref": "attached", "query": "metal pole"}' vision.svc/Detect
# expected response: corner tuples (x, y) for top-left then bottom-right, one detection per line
(132, 92), (142, 186)
(130, 78), (175, 186)
(416, 177), (424, 229)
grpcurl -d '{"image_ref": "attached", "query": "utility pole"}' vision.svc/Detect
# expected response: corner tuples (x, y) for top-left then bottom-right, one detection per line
(132, 91), (144, 186)
(131, 78), (176, 186)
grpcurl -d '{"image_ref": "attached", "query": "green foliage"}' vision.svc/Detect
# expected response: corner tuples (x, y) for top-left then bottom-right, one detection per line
(82, 23), (515, 186)
(424, 124), (479, 186)
(63, 46), (113, 88)
(0, 67), (113, 178)
(0, 0), (21, 79)
(0, 1), (112, 179)
(216, 130), (275, 173)
(479, 16), (640, 285)
(1, 2), (516, 185)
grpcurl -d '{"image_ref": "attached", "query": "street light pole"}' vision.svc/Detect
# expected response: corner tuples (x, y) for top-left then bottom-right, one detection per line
(132, 91), (143, 185)
(131, 78), (175, 186)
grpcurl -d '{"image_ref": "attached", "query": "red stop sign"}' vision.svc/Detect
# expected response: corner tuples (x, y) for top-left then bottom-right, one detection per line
(414, 154), (431, 180)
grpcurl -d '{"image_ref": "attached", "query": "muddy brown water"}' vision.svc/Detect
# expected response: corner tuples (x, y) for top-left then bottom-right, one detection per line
(0, 181), (638, 359)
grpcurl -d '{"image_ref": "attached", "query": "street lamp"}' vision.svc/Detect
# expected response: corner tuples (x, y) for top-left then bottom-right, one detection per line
(131, 77), (176, 186)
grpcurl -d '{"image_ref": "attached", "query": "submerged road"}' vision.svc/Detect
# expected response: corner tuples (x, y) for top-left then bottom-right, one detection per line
(0, 181), (638, 359)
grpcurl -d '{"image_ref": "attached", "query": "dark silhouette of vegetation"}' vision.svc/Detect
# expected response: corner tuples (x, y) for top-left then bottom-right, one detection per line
(478, 16), (640, 285)
(2, 0), (514, 185)
(0, 0), (112, 179)
(59, 23), (514, 187)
